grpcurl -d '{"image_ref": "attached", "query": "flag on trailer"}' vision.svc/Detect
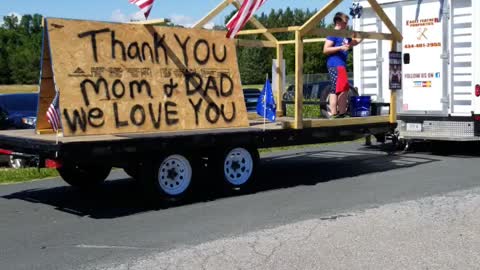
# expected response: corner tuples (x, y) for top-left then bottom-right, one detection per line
(256, 78), (276, 122)
(46, 91), (61, 132)
(226, 0), (267, 39)
(129, 0), (155, 19)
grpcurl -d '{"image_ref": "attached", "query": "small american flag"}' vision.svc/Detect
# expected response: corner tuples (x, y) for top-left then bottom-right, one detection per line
(226, 0), (267, 39)
(129, 0), (155, 19)
(46, 91), (61, 132)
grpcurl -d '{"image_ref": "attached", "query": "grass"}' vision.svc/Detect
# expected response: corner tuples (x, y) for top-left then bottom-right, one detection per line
(285, 102), (323, 118)
(0, 168), (59, 185)
(0, 85), (37, 94)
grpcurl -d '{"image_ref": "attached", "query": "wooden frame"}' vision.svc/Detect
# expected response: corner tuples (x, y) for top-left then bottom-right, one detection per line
(126, 0), (401, 131)
(194, 0), (402, 129)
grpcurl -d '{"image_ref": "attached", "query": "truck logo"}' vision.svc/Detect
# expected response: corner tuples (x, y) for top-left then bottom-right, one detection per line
(417, 27), (428, 40)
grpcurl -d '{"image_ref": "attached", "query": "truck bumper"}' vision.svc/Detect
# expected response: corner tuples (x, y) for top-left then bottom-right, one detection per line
(398, 115), (480, 141)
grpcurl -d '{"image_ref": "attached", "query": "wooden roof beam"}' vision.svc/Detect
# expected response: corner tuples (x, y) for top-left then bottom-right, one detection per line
(236, 26), (301, 36)
(235, 39), (276, 48)
(230, 0), (278, 43)
(299, 0), (343, 36)
(278, 38), (326, 45)
(309, 28), (395, 41)
(366, 0), (403, 41)
(192, 0), (231, 29)
(192, 0), (278, 43)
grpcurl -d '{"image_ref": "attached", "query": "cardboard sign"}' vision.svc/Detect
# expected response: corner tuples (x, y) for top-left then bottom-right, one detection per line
(36, 18), (249, 136)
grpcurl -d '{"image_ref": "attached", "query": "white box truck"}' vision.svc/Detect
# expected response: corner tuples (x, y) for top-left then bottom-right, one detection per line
(354, 0), (480, 141)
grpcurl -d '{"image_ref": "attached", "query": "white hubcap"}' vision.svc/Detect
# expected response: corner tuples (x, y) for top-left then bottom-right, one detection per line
(158, 155), (192, 196)
(223, 148), (253, 186)
(9, 156), (24, 169)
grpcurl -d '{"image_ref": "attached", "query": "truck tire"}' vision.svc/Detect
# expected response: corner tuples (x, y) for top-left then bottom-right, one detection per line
(139, 153), (196, 202)
(58, 163), (111, 189)
(210, 146), (259, 191)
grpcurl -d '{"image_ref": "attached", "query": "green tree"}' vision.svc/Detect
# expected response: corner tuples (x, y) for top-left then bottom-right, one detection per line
(0, 14), (42, 85)
(3, 14), (19, 30)
(20, 14), (33, 34)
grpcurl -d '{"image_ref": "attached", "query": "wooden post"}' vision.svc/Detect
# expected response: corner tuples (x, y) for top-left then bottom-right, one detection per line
(389, 40), (397, 123)
(276, 43), (284, 116)
(294, 30), (304, 129)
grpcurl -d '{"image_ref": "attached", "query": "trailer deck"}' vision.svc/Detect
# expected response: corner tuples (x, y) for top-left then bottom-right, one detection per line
(0, 116), (393, 162)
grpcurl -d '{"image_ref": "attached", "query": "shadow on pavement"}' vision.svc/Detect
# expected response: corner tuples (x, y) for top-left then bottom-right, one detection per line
(406, 141), (480, 157)
(3, 145), (439, 219)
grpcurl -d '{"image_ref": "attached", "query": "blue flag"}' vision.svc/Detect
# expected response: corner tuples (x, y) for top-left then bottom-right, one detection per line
(256, 78), (276, 122)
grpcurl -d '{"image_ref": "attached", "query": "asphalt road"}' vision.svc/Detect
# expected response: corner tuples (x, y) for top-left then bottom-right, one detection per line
(1, 141), (480, 270)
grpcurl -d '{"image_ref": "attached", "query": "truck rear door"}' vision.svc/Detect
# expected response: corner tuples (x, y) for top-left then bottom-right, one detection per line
(401, 0), (448, 115)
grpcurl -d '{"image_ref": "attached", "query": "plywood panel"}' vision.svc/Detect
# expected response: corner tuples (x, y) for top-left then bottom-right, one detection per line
(45, 18), (248, 136)
(36, 27), (57, 133)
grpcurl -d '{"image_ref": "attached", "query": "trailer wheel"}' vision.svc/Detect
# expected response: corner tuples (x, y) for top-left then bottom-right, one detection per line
(391, 131), (407, 151)
(58, 163), (111, 189)
(212, 146), (259, 191)
(140, 154), (195, 201)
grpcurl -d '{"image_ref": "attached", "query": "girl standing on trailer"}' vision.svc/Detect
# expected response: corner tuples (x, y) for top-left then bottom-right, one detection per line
(323, 12), (362, 118)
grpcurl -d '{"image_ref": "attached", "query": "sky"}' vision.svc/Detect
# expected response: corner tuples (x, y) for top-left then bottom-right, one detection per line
(0, 0), (351, 28)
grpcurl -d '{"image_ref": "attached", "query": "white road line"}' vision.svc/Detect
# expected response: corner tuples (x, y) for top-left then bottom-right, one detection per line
(76, 244), (151, 250)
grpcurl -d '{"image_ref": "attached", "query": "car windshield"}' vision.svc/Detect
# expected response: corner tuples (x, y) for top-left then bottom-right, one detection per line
(0, 94), (38, 112)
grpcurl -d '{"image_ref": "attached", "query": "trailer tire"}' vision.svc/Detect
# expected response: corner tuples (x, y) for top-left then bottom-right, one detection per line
(140, 153), (196, 202)
(211, 146), (259, 191)
(58, 163), (111, 189)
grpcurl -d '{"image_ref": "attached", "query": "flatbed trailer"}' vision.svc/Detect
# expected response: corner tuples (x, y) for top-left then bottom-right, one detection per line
(0, 116), (393, 200)
(0, 0), (401, 201)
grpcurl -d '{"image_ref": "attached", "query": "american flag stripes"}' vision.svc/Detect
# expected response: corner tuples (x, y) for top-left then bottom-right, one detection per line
(129, 0), (155, 19)
(46, 91), (61, 132)
(226, 0), (267, 39)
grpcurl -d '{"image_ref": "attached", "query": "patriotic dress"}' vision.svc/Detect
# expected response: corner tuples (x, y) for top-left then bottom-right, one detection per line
(326, 36), (351, 94)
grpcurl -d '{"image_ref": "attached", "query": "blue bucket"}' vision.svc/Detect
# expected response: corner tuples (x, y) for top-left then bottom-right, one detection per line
(349, 96), (371, 117)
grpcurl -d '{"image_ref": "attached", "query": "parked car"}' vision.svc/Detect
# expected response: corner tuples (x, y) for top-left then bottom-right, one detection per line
(0, 93), (38, 168)
(243, 88), (261, 112)
(0, 93), (38, 130)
